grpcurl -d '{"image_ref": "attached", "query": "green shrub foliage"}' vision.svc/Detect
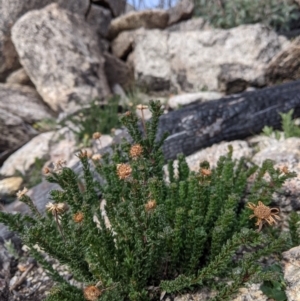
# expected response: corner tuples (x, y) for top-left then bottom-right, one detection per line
(194, 0), (298, 31)
(59, 95), (124, 147)
(263, 109), (300, 140)
(0, 101), (298, 301)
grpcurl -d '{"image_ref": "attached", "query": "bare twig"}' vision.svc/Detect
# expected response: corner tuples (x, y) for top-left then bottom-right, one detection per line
(10, 263), (35, 291)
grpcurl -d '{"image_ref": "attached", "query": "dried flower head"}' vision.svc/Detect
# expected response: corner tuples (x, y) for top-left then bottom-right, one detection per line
(46, 202), (68, 215)
(73, 212), (84, 223)
(145, 200), (157, 211)
(77, 149), (93, 159)
(92, 154), (102, 161)
(117, 163), (132, 180)
(125, 111), (131, 116)
(83, 285), (102, 301)
(136, 104), (148, 110)
(93, 132), (102, 140)
(53, 159), (66, 171)
(130, 144), (143, 159)
(16, 187), (28, 199)
(281, 166), (289, 174)
(247, 201), (280, 232)
(200, 168), (212, 176)
(43, 167), (51, 174)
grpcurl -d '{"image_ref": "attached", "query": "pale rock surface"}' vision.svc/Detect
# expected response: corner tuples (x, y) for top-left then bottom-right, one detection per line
(46, 127), (78, 168)
(0, 0), (90, 81)
(111, 30), (136, 59)
(0, 132), (54, 177)
(167, 0), (194, 26)
(168, 91), (222, 109)
(0, 177), (23, 197)
(164, 140), (252, 182)
(251, 137), (300, 166)
(133, 24), (289, 93)
(5, 68), (33, 86)
(92, 0), (126, 17)
(108, 9), (169, 39)
(0, 84), (54, 162)
(11, 3), (110, 113)
(282, 246), (300, 301)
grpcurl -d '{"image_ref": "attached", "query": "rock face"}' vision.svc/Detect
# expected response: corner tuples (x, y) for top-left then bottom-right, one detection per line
(282, 246), (300, 301)
(111, 30), (135, 59)
(133, 24), (289, 93)
(167, 0), (194, 26)
(5, 68), (33, 86)
(0, 0), (90, 81)
(11, 3), (111, 113)
(86, 5), (112, 39)
(0, 132), (54, 177)
(104, 52), (134, 89)
(266, 36), (300, 85)
(0, 84), (54, 164)
(108, 9), (169, 40)
(167, 91), (222, 109)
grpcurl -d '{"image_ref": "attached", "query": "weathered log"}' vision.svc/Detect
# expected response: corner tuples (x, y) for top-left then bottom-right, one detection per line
(157, 80), (300, 160)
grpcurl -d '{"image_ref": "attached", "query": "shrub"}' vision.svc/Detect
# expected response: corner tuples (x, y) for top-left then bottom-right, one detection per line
(59, 96), (124, 147)
(262, 109), (300, 139)
(0, 101), (298, 301)
(194, 0), (299, 31)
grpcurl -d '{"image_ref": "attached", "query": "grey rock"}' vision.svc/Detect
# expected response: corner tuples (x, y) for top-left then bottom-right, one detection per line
(266, 36), (300, 85)
(282, 246), (300, 301)
(0, 84), (54, 163)
(86, 4), (112, 38)
(0, 131), (54, 177)
(168, 91), (223, 109)
(104, 52), (134, 89)
(111, 30), (135, 59)
(0, 0), (90, 81)
(167, 0), (194, 26)
(11, 3), (111, 113)
(252, 137), (300, 167)
(218, 63), (266, 94)
(5, 68), (34, 86)
(133, 24), (289, 93)
(108, 9), (169, 40)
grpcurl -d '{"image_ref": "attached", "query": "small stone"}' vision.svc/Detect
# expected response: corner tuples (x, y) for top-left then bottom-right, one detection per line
(0, 177), (23, 197)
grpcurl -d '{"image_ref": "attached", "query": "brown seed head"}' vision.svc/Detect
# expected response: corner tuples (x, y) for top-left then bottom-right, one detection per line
(281, 166), (289, 174)
(93, 132), (101, 140)
(73, 212), (84, 223)
(83, 285), (102, 301)
(46, 202), (68, 215)
(201, 168), (212, 176)
(130, 144), (143, 159)
(44, 167), (51, 174)
(117, 163), (132, 180)
(145, 200), (157, 211)
(16, 187), (28, 199)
